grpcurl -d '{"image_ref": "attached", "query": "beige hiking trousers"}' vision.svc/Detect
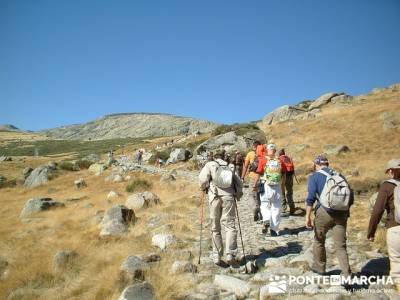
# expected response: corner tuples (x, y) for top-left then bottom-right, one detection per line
(313, 207), (351, 276)
(209, 195), (238, 258)
(387, 226), (400, 285)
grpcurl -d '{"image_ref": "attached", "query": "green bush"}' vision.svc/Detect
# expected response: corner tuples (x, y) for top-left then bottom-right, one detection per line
(0, 137), (145, 157)
(148, 149), (171, 165)
(0, 179), (17, 189)
(59, 161), (76, 171)
(126, 179), (153, 193)
(76, 159), (91, 169)
(211, 123), (260, 137)
(185, 137), (209, 151)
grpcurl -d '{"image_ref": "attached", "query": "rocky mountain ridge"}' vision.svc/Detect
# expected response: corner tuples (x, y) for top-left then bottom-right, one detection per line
(40, 113), (219, 140)
(261, 83), (400, 126)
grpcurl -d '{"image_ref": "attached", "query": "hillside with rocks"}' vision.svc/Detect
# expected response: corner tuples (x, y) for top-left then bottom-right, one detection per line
(0, 83), (399, 299)
(40, 113), (219, 140)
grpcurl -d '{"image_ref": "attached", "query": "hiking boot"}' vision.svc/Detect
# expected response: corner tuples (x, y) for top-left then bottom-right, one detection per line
(282, 199), (287, 212)
(212, 254), (221, 265)
(261, 221), (270, 234)
(289, 206), (296, 215)
(253, 209), (262, 222)
(310, 268), (326, 276)
(226, 254), (236, 265)
(253, 211), (260, 222)
(270, 229), (279, 237)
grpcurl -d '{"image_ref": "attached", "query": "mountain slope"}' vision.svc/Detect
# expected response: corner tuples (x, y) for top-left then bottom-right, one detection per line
(258, 83), (400, 192)
(0, 124), (21, 132)
(41, 113), (219, 140)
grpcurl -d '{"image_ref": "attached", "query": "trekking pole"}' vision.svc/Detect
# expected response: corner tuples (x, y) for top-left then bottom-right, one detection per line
(233, 164), (248, 273)
(294, 171), (300, 185)
(234, 196), (248, 273)
(198, 191), (205, 264)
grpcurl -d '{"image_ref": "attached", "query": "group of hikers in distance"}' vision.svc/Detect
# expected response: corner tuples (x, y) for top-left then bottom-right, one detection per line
(198, 140), (400, 292)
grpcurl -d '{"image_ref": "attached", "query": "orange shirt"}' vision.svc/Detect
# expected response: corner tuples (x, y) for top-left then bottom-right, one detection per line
(245, 151), (258, 179)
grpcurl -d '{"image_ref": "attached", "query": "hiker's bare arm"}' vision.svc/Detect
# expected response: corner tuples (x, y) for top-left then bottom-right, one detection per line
(242, 160), (249, 179)
(305, 206), (313, 228)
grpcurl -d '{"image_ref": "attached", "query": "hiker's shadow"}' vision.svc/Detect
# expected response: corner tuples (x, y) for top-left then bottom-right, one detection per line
(243, 241), (303, 267)
(292, 207), (306, 217)
(279, 226), (311, 236)
(325, 257), (390, 291)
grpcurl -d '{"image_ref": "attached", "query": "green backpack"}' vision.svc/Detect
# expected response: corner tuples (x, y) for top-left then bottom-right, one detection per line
(262, 157), (282, 185)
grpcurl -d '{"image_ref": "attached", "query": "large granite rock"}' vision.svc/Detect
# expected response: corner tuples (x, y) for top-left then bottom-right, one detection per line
(166, 148), (192, 164)
(126, 192), (160, 210)
(214, 274), (251, 298)
(118, 282), (155, 300)
(23, 166), (55, 188)
(99, 205), (136, 237)
(262, 105), (307, 125)
(195, 130), (266, 154)
(20, 197), (65, 218)
(151, 233), (176, 250)
(308, 92), (341, 110)
(120, 255), (150, 283)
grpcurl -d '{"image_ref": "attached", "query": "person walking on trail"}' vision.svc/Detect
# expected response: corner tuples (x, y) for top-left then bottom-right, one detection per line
(242, 141), (262, 222)
(279, 149), (296, 215)
(136, 150), (143, 165)
(254, 143), (283, 236)
(235, 151), (244, 178)
(199, 150), (243, 266)
(367, 159), (400, 292)
(305, 154), (353, 277)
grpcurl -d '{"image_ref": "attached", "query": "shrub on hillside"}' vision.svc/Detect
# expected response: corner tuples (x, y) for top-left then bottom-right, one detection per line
(59, 161), (77, 171)
(0, 179), (17, 189)
(148, 150), (170, 165)
(211, 123), (260, 137)
(76, 159), (91, 169)
(126, 179), (152, 193)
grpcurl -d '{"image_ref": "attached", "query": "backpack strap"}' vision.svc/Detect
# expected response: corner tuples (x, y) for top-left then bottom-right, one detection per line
(317, 169), (332, 177)
(386, 179), (400, 186)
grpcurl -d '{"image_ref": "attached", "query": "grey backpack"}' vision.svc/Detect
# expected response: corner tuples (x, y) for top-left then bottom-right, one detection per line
(213, 161), (234, 189)
(386, 179), (400, 223)
(318, 170), (352, 211)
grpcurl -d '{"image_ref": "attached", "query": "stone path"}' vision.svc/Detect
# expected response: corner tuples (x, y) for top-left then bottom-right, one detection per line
(117, 158), (399, 299)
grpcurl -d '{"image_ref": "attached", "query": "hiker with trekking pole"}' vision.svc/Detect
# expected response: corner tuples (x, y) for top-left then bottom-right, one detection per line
(198, 150), (243, 266)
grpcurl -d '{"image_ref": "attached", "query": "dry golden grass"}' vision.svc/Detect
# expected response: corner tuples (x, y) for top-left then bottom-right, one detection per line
(260, 89), (400, 254)
(0, 160), (201, 299)
(1, 88), (398, 299)
(0, 131), (48, 147)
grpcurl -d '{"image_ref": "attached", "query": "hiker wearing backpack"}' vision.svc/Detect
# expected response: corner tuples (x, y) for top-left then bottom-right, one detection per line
(305, 154), (353, 277)
(241, 141), (262, 222)
(199, 150), (243, 265)
(279, 149), (296, 215)
(255, 143), (283, 236)
(235, 151), (244, 178)
(367, 159), (400, 292)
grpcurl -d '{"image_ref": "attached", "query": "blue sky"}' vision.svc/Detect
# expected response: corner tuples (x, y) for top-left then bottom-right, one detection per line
(1, 0), (399, 131)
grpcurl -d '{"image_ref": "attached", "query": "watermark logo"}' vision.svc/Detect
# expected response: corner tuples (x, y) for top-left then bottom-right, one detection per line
(266, 274), (393, 294)
(267, 275), (287, 294)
